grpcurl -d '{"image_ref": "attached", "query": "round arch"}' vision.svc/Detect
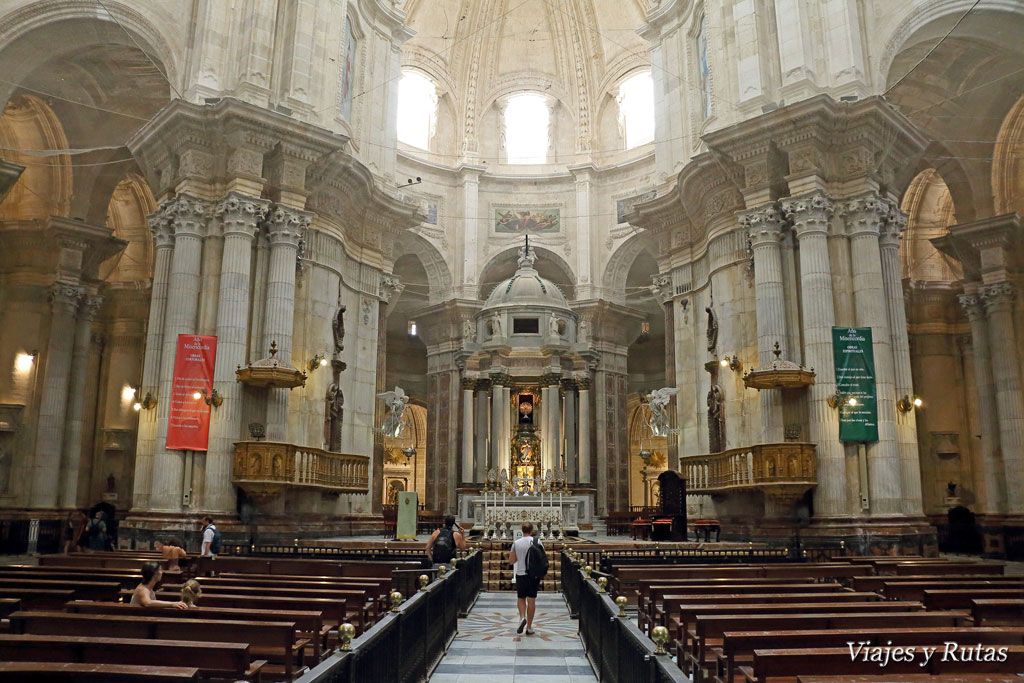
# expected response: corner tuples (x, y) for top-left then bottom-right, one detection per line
(0, 94), (71, 221)
(478, 245), (576, 301)
(602, 232), (657, 304)
(101, 173), (157, 282)
(899, 168), (961, 284)
(993, 93), (1024, 215)
(393, 231), (452, 305)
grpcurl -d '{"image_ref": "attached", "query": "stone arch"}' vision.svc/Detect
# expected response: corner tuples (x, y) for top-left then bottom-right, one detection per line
(899, 168), (962, 284)
(0, 94), (71, 221)
(993, 93), (1024, 215)
(101, 174), (157, 282)
(478, 245), (576, 301)
(602, 232), (657, 304)
(393, 232), (452, 305)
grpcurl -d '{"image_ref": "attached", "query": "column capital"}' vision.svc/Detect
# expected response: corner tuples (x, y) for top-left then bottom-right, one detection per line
(957, 292), (985, 322)
(461, 377), (477, 391)
(50, 283), (84, 312)
(651, 273), (674, 303)
(215, 191), (271, 238)
(782, 191), (834, 238)
(840, 192), (888, 237)
(164, 194), (211, 238)
(148, 211), (175, 249)
(490, 372), (512, 387)
(880, 201), (908, 249)
(561, 377), (577, 392)
(474, 378), (492, 391)
(266, 205), (311, 246)
(540, 372), (562, 387)
(79, 295), (104, 321)
(739, 203), (786, 247)
(575, 377), (592, 391)
(379, 274), (403, 304)
(981, 281), (1015, 313)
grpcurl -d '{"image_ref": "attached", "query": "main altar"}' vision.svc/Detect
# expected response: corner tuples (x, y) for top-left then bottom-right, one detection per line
(455, 243), (596, 534)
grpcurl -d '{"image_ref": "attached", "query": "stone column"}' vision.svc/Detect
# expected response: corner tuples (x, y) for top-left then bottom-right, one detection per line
(577, 377), (591, 484)
(491, 378), (504, 473)
(30, 283), (83, 508)
(133, 212), (174, 510)
(782, 191), (846, 516)
(958, 291), (1004, 514)
(459, 166), (483, 298)
(461, 378), (474, 484)
(474, 380), (489, 481)
(543, 375), (561, 474)
(741, 203), (787, 442)
(562, 378), (577, 483)
(60, 294), (103, 508)
(150, 196), (208, 512)
(981, 282), (1024, 512)
(499, 383), (512, 474)
(262, 205), (310, 441)
(204, 192), (269, 514)
(843, 193), (901, 515)
(881, 206), (923, 515)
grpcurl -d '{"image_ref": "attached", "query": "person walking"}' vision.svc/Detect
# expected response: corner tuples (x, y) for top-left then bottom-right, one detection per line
(508, 522), (542, 635)
(85, 511), (107, 552)
(200, 516), (220, 558)
(425, 514), (466, 567)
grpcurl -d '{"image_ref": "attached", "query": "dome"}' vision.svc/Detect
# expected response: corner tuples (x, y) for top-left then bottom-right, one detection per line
(481, 247), (571, 312)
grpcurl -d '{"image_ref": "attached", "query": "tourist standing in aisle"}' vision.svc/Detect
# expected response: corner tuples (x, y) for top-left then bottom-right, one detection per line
(508, 522), (540, 635)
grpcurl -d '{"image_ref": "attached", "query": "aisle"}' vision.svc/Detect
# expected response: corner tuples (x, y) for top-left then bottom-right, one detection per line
(429, 591), (597, 682)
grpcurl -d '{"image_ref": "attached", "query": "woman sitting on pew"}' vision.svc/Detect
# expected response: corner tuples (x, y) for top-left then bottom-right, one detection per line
(180, 579), (202, 607)
(130, 561), (188, 609)
(156, 537), (188, 570)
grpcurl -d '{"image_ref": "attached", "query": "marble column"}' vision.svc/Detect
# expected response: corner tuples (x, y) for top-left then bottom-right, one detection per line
(782, 191), (846, 516)
(204, 192), (269, 514)
(578, 378), (591, 484)
(741, 203), (787, 442)
(499, 384), (511, 473)
(958, 291), (1004, 514)
(461, 378), (474, 484)
(60, 294), (103, 508)
(30, 283), (83, 508)
(491, 379), (504, 473)
(843, 193), (901, 515)
(562, 378), (577, 483)
(133, 212), (174, 510)
(543, 376), (561, 474)
(262, 205), (310, 441)
(881, 206), (923, 515)
(151, 196), (208, 512)
(981, 282), (1024, 512)
(474, 380), (489, 481)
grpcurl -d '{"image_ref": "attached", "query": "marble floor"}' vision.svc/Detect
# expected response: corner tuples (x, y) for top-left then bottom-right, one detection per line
(428, 591), (597, 683)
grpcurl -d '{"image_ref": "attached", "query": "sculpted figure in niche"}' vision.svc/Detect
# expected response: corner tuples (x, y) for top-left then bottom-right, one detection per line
(705, 304), (718, 352)
(707, 384), (725, 453)
(549, 316), (562, 338)
(325, 383), (344, 451)
(578, 319), (590, 343)
(488, 314), (502, 337)
(333, 304), (346, 356)
(463, 318), (475, 343)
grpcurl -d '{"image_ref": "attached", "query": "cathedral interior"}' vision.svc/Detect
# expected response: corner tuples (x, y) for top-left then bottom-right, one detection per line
(0, 0), (1023, 559)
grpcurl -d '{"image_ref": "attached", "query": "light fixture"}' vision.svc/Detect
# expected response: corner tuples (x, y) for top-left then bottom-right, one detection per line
(897, 395), (923, 413)
(14, 351), (37, 372)
(827, 392), (844, 409)
(719, 355), (741, 372)
(135, 392), (156, 411)
(193, 391), (203, 400)
(307, 354), (328, 372)
(122, 385), (138, 403)
(197, 388), (222, 407)
(402, 445), (417, 464)
(847, 397), (858, 407)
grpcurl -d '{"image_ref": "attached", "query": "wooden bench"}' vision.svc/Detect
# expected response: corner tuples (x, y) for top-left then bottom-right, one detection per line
(853, 575), (1024, 593)
(158, 583), (371, 628)
(0, 634), (264, 682)
(0, 568), (173, 589)
(151, 591), (357, 637)
(9, 611), (306, 681)
(973, 599), (1024, 626)
(798, 676), (1024, 682)
(67, 601), (330, 662)
(653, 592), (880, 632)
(891, 562), (1004, 576)
(0, 578), (119, 602)
(0, 662), (199, 681)
(923, 589), (1024, 610)
(0, 589), (74, 611)
(714, 627), (1024, 683)
(186, 575), (387, 618)
(614, 564), (869, 601)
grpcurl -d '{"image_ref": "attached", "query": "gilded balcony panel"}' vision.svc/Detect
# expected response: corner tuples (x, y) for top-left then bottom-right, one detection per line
(232, 441), (370, 501)
(679, 442), (817, 501)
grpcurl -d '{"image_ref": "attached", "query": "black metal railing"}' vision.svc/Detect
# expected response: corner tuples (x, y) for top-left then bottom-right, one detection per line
(562, 552), (687, 683)
(455, 546), (483, 616)
(299, 553), (470, 683)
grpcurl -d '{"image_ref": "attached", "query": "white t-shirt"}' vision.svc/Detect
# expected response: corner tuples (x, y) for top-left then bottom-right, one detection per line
(202, 526), (215, 556)
(512, 535), (541, 576)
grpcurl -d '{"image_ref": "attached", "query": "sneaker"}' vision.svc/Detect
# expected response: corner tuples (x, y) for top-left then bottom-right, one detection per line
(525, 629), (535, 635)
(517, 618), (527, 634)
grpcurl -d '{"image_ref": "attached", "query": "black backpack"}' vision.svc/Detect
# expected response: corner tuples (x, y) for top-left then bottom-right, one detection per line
(525, 537), (548, 580)
(88, 519), (103, 538)
(208, 525), (222, 555)
(433, 528), (456, 563)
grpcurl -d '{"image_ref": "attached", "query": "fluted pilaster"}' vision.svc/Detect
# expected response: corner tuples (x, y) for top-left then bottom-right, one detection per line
(577, 377), (591, 484)
(461, 378), (474, 484)
(60, 294), (103, 508)
(474, 381), (490, 481)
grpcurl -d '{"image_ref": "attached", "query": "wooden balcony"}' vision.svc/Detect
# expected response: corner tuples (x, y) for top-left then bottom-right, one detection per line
(679, 442), (817, 501)
(232, 441), (370, 501)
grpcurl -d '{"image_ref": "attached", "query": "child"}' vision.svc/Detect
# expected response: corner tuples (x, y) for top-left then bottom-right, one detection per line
(180, 579), (202, 607)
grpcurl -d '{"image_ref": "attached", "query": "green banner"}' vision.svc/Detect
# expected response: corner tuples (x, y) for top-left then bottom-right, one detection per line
(832, 326), (879, 443)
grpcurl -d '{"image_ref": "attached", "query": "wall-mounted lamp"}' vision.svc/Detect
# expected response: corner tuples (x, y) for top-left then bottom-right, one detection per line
(401, 445), (417, 465)
(14, 350), (38, 372)
(719, 355), (741, 372)
(134, 391), (157, 411)
(827, 392), (858, 409)
(307, 354), (328, 372)
(397, 176), (422, 188)
(897, 395), (923, 413)
(194, 388), (222, 407)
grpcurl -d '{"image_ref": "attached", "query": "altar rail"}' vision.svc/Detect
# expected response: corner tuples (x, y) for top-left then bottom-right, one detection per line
(232, 441), (369, 496)
(680, 442), (816, 494)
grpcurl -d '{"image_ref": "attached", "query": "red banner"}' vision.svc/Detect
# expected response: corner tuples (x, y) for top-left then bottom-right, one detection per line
(166, 334), (217, 451)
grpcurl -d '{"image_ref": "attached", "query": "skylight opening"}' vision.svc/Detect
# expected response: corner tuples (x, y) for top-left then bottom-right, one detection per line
(397, 71), (437, 150)
(505, 93), (549, 164)
(618, 71), (655, 149)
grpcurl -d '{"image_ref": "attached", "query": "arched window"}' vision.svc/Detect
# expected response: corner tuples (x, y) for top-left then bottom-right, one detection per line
(617, 71), (655, 149)
(504, 93), (549, 164)
(397, 71), (438, 150)
(696, 14), (712, 119)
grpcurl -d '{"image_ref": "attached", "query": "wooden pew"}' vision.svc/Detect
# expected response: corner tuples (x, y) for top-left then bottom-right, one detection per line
(0, 569), (163, 590)
(653, 592), (881, 632)
(0, 578), (119, 602)
(0, 599), (18, 619)
(9, 611), (306, 681)
(973, 599), (1024, 626)
(0, 589), (74, 611)
(150, 591), (357, 637)
(157, 583), (371, 628)
(0, 634), (264, 682)
(614, 564), (870, 601)
(714, 627), (1024, 683)
(798, 676), (1024, 682)
(684, 611), (971, 678)
(186, 575), (388, 618)
(853, 575), (1024, 593)
(924, 589), (1024, 610)
(892, 562), (1004, 576)
(742, 644), (1024, 682)
(0, 662), (200, 681)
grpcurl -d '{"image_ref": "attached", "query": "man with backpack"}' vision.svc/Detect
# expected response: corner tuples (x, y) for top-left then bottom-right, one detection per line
(508, 521), (548, 635)
(201, 516), (221, 558)
(425, 514), (466, 567)
(85, 511), (107, 552)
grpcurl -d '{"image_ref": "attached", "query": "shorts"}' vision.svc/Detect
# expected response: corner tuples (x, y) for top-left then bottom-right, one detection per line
(515, 574), (539, 599)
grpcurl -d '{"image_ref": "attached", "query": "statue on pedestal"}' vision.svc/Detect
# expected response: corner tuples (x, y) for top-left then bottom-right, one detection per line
(645, 387), (679, 437)
(377, 386), (409, 438)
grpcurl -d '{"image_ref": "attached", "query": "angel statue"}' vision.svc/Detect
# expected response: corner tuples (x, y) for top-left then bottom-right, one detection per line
(645, 386), (679, 437)
(377, 386), (410, 438)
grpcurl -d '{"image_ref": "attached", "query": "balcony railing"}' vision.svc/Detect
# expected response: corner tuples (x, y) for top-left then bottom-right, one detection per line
(679, 442), (817, 497)
(232, 441), (370, 500)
